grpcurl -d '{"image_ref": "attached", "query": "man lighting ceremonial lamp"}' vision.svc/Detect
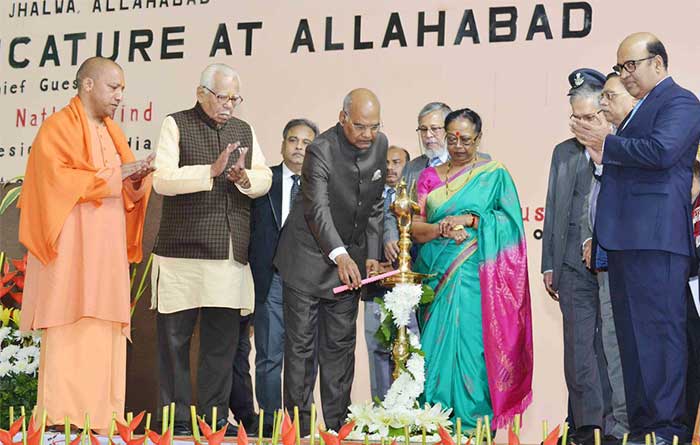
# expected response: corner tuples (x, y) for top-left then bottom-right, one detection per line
(274, 88), (386, 435)
(18, 56), (153, 431)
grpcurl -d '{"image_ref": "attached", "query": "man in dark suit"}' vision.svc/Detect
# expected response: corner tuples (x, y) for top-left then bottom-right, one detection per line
(247, 118), (319, 436)
(542, 68), (610, 445)
(572, 32), (700, 443)
(274, 88), (386, 435)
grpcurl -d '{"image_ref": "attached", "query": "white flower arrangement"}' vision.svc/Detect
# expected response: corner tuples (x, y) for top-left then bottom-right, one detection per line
(348, 282), (450, 439)
(0, 325), (41, 378)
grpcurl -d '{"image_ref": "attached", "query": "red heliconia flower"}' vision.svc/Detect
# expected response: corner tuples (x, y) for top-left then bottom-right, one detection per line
(319, 429), (340, 445)
(0, 417), (23, 445)
(197, 417), (227, 445)
(318, 421), (356, 445)
(437, 425), (455, 445)
(509, 428), (520, 445)
(11, 256), (27, 274)
(543, 425), (561, 445)
(147, 429), (172, 445)
(236, 422), (248, 445)
(72, 430), (101, 445)
(113, 411), (147, 445)
(337, 421), (355, 441)
(9, 292), (22, 304)
(0, 286), (11, 298)
(13, 275), (24, 291)
(1, 271), (17, 286)
(0, 416), (42, 445)
(281, 412), (295, 445)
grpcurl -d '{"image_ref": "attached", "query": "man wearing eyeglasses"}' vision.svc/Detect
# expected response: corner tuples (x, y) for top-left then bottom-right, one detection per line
(542, 68), (610, 445)
(274, 88), (386, 435)
(383, 102), (450, 262)
(580, 72), (637, 442)
(151, 63), (272, 436)
(571, 33), (700, 444)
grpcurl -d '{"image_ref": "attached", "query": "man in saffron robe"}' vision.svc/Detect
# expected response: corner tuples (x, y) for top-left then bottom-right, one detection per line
(18, 57), (152, 430)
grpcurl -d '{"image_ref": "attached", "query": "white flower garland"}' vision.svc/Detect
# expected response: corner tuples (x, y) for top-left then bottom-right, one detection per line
(0, 326), (41, 378)
(348, 283), (451, 439)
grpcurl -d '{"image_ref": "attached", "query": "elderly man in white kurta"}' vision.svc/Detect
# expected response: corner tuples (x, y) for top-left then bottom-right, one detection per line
(151, 63), (272, 436)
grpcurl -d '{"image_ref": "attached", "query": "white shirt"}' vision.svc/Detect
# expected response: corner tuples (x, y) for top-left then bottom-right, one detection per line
(281, 163), (298, 226)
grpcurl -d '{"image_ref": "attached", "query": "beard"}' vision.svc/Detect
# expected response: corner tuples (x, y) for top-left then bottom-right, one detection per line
(423, 145), (447, 159)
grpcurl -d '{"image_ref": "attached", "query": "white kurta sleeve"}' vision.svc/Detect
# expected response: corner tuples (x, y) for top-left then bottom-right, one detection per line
(152, 116), (214, 196)
(235, 127), (272, 199)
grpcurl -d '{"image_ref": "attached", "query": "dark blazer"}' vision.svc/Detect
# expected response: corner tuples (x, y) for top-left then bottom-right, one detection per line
(541, 138), (592, 288)
(249, 163), (283, 305)
(596, 77), (700, 257)
(274, 124), (387, 297)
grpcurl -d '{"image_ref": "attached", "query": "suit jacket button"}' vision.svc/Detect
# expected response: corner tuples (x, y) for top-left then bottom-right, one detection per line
(358, 201), (362, 206)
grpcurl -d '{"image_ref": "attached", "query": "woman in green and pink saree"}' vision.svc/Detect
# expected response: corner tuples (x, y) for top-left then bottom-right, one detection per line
(412, 108), (533, 430)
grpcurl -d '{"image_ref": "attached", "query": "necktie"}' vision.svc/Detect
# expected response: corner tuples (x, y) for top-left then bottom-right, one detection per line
(386, 187), (396, 203)
(290, 174), (301, 209)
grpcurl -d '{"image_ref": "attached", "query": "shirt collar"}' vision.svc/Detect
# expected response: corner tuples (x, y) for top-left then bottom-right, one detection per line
(282, 163), (296, 179)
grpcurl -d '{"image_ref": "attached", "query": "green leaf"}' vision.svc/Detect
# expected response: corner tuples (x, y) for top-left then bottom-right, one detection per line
(420, 284), (435, 305)
(0, 186), (22, 215)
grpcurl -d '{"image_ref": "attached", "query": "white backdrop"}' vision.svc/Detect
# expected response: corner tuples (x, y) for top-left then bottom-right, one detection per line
(3, 0), (700, 441)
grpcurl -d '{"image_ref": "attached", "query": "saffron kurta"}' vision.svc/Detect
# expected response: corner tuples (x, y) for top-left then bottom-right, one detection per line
(21, 111), (150, 428)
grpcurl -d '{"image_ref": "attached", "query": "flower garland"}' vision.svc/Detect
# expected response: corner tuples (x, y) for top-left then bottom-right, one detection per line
(0, 325), (40, 378)
(347, 283), (451, 439)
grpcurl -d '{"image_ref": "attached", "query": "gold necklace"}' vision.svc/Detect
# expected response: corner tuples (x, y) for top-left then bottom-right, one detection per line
(443, 157), (478, 196)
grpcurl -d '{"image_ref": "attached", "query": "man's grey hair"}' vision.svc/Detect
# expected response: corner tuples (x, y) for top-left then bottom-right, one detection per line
(569, 84), (602, 106)
(200, 63), (241, 89)
(418, 102), (452, 123)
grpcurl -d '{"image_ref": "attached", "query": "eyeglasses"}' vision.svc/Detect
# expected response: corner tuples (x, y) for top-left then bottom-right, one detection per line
(343, 112), (381, 133)
(600, 91), (626, 101)
(612, 55), (656, 74)
(570, 110), (604, 123)
(416, 125), (445, 135)
(445, 134), (478, 148)
(202, 86), (244, 106)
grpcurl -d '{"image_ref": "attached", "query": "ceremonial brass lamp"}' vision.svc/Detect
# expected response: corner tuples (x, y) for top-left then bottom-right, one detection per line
(381, 178), (432, 380)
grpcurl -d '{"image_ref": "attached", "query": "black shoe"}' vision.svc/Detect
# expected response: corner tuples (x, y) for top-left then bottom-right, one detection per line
(262, 424), (274, 438)
(539, 435), (578, 445)
(240, 415), (259, 436)
(602, 435), (621, 445)
(216, 419), (238, 437)
(173, 421), (193, 437)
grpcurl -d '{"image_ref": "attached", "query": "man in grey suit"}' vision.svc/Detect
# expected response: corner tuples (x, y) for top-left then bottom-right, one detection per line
(580, 72), (635, 440)
(541, 68), (609, 445)
(384, 102), (451, 261)
(274, 88), (386, 435)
